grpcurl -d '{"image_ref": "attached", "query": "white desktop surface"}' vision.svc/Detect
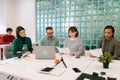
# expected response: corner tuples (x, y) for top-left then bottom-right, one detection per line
(0, 54), (95, 80)
(0, 53), (120, 80)
(83, 59), (120, 80)
(0, 44), (11, 49)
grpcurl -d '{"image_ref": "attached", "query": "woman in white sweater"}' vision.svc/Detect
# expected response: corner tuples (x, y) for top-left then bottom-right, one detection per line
(64, 26), (85, 57)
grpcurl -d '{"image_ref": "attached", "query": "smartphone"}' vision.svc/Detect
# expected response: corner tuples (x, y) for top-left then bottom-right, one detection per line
(41, 67), (54, 72)
(72, 68), (81, 73)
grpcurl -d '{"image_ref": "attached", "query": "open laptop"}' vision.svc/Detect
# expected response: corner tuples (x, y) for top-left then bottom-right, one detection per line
(34, 46), (55, 59)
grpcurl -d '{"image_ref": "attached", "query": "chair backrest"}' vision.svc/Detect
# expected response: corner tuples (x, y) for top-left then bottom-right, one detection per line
(3, 45), (12, 59)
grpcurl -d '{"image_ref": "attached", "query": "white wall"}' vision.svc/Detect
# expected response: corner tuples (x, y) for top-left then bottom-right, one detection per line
(0, 0), (36, 43)
(14, 0), (36, 43)
(0, 0), (7, 34)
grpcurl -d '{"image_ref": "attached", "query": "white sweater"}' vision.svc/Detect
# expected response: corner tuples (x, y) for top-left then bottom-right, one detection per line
(64, 37), (85, 57)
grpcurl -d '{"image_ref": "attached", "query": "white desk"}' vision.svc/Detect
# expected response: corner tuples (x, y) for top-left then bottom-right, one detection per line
(83, 59), (120, 80)
(0, 54), (120, 80)
(0, 54), (95, 80)
(0, 44), (11, 53)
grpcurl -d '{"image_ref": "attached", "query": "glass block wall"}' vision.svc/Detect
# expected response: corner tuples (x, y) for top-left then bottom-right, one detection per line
(36, 0), (120, 50)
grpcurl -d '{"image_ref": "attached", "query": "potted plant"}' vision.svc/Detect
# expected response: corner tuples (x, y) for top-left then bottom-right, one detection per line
(98, 52), (113, 69)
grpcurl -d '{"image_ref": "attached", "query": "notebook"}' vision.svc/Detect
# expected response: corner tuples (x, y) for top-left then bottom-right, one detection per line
(34, 46), (55, 59)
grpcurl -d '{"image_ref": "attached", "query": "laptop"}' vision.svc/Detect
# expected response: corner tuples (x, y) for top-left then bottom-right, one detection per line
(34, 46), (55, 59)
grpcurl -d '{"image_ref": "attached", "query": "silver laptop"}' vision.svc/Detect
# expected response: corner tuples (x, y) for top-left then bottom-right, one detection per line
(34, 46), (55, 59)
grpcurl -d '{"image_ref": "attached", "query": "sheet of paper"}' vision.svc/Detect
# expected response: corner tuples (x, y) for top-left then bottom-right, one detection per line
(56, 47), (70, 54)
(89, 48), (103, 57)
(49, 67), (66, 76)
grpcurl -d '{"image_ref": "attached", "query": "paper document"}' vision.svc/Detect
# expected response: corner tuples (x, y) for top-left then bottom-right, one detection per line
(89, 48), (103, 57)
(49, 67), (66, 76)
(56, 47), (70, 54)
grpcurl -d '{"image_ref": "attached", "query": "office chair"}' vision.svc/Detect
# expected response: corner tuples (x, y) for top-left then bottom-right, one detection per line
(4, 45), (12, 59)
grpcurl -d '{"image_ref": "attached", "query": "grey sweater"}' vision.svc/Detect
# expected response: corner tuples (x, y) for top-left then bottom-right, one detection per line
(64, 37), (85, 57)
(98, 38), (120, 59)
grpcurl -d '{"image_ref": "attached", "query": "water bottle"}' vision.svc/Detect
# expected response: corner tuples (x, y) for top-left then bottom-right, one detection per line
(22, 44), (28, 54)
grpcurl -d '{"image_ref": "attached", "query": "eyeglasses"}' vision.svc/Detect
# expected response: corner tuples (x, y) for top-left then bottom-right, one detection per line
(47, 32), (53, 34)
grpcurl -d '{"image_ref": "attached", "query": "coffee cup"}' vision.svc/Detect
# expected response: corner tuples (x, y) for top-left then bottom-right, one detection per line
(17, 51), (22, 58)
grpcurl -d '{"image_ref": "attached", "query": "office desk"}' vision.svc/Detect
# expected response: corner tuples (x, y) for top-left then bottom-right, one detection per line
(83, 59), (120, 80)
(0, 44), (11, 53)
(0, 54), (120, 80)
(0, 54), (95, 80)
